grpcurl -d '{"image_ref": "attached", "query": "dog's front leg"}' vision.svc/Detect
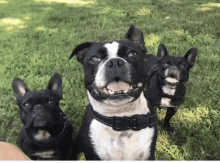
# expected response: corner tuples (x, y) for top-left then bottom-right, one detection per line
(163, 107), (177, 134)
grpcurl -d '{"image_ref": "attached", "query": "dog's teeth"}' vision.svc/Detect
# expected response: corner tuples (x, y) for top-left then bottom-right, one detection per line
(94, 89), (99, 94)
(103, 88), (108, 94)
(123, 90), (128, 93)
(130, 86), (133, 90)
(137, 83), (142, 87)
(108, 89), (114, 94)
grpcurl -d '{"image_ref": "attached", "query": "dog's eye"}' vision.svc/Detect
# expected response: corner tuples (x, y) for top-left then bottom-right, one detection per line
(23, 102), (29, 107)
(90, 56), (100, 64)
(48, 100), (54, 104)
(163, 62), (169, 67)
(128, 51), (138, 59)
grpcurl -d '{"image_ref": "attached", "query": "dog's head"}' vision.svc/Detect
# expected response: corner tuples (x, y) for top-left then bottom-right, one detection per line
(69, 25), (147, 106)
(156, 44), (197, 84)
(12, 74), (66, 138)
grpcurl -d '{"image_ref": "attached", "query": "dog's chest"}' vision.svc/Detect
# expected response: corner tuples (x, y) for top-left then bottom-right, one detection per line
(89, 119), (154, 160)
(32, 150), (58, 159)
(160, 85), (176, 107)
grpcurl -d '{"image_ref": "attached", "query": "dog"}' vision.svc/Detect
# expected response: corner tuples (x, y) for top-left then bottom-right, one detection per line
(69, 25), (158, 160)
(12, 74), (74, 160)
(144, 44), (197, 133)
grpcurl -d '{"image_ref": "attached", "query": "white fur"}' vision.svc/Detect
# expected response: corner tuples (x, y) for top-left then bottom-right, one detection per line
(94, 42), (131, 89)
(160, 98), (174, 107)
(89, 92), (155, 160)
(32, 150), (54, 159)
(88, 92), (148, 116)
(104, 42), (119, 58)
(162, 85), (176, 96)
(34, 130), (51, 141)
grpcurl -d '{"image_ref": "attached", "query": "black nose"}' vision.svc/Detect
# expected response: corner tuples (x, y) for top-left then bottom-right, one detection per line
(106, 58), (125, 68)
(170, 66), (177, 71)
(34, 105), (42, 111)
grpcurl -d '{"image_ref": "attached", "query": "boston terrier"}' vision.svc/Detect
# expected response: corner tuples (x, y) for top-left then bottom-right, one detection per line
(144, 44), (197, 134)
(69, 25), (158, 160)
(12, 74), (74, 160)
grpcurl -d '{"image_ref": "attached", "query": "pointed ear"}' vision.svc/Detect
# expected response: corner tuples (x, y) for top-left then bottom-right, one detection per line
(47, 74), (62, 98)
(184, 48), (197, 67)
(157, 44), (168, 58)
(125, 24), (147, 54)
(12, 78), (29, 104)
(69, 42), (93, 64)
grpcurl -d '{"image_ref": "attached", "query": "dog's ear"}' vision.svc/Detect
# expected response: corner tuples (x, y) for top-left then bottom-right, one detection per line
(184, 48), (197, 67)
(47, 74), (62, 98)
(12, 78), (29, 104)
(157, 44), (168, 58)
(125, 24), (147, 54)
(69, 42), (93, 64)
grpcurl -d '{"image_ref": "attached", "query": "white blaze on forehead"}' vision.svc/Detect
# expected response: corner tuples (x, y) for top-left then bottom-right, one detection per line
(104, 41), (119, 58)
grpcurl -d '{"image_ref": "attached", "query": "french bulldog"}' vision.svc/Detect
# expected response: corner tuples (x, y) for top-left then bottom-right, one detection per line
(12, 74), (74, 160)
(144, 44), (197, 133)
(69, 25), (158, 160)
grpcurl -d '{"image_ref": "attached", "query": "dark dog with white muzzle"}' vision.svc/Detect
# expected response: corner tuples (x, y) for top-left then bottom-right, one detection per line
(69, 25), (157, 160)
(145, 44), (197, 134)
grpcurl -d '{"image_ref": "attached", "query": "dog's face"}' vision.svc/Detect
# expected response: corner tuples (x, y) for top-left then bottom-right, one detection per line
(12, 74), (65, 138)
(69, 25), (147, 106)
(156, 44), (197, 84)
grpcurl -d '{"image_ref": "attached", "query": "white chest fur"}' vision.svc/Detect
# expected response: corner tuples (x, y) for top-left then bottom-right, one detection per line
(88, 92), (155, 160)
(160, 97), (174, 107)
(32, 150), (54, 159)
(162, 85), (176, 96)
(90, 120), (154, 160)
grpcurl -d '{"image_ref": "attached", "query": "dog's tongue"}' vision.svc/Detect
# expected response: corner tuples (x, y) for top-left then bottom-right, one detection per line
(166, 77), (179, 83)
(107, 81), (130, 91)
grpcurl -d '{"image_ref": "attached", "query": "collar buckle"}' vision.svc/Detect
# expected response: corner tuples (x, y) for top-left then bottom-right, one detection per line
(131, 116), (139, 131)
(112, 116), (139, 131)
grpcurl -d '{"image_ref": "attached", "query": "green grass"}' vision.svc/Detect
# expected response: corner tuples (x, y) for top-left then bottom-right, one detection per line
(0, 0), (220, 160)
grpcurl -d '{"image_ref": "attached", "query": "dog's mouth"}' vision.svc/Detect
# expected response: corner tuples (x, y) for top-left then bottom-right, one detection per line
(32, 116), (47, 128)
(93, 80), (143, 96)
(165, 77), (179, 84)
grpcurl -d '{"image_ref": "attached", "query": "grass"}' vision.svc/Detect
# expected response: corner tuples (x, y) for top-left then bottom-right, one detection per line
(0, 0), (220, 160)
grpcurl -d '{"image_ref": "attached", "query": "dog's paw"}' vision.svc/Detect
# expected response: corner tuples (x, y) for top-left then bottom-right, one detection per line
(163, 124), (173, 134)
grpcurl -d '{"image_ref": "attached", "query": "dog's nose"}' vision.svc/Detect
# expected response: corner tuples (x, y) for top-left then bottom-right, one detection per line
(34, 105), (42, 111)
(106, 58), (125, 68)
(170, 66), (177, 71)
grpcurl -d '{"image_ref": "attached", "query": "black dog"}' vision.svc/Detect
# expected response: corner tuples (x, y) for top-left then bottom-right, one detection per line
(69, 25), (157, 160)
(145, 44), (197, 133)
(12, 74), (73, 160)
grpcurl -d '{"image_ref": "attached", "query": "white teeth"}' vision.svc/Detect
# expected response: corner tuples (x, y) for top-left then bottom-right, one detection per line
(123, 90), (128, 93)
(130, 85), (133, 90)
(137, 83), (142, 87)
(108, 89), (114, 94)
(103, 88), (108, 94)
(94, 89), (99, 94)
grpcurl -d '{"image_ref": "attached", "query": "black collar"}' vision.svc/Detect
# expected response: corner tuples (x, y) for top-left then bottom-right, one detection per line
(89, 106), (157, 131)
(22, 111), (70, 153)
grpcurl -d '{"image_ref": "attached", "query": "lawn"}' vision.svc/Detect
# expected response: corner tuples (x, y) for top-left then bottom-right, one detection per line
(0, 0), (219, 160)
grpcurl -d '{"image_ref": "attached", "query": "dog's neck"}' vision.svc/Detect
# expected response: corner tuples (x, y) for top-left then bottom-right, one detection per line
(87, 91), (150, 117)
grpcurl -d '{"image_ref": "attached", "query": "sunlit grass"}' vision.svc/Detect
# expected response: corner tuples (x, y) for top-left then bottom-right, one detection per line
(0, 18), (26, 32)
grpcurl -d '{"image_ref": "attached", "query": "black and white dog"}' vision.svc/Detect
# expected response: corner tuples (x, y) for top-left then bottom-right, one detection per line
(69, 25), (157, 160)
(144, 44), (197, 133)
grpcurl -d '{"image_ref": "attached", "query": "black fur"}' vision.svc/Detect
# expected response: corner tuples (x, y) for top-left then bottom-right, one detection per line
(144, 44), (197, 133)
(12, 74), (73, 160)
